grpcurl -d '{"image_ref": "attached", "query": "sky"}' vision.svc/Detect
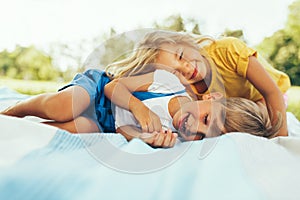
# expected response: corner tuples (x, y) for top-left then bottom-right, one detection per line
(0, 0), (295, 53)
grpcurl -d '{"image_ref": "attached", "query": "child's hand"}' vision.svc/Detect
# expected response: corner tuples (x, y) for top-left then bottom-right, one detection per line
(139, 129), (178, 148)
(131, 103), (162, 133)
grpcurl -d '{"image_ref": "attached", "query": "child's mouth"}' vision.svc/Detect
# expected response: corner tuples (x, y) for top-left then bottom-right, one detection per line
(178, 114), (190, 137)
(190, 67), (198, 80)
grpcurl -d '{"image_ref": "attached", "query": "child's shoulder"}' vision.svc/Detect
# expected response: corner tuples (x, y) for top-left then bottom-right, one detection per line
(206, 37), (251, 57)
(213, 37), (246, 48)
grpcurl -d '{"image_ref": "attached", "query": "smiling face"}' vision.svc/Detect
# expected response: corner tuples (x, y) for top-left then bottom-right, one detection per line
(172, 99), (226, 141)
(154, 43), (208, 84)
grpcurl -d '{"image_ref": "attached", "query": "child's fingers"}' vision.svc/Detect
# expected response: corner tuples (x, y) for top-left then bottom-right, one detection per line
(152, 120), (163, 133)
(152, 131), (165, 147)
(140, 123), (149, 133)
(164, 131), (178, 148)
(170, 133), (178, 147)
(139, 132), (156, 144)
(141, 131), (178, 148)
(139, 132), (153, 139)
(162, 129), (172, 148)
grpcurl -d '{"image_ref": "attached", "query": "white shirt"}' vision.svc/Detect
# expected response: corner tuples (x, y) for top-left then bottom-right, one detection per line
(115, 70), (191, 131)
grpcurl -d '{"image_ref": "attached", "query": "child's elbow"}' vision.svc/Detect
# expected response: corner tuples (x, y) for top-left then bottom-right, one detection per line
(104, 79), (118, 96)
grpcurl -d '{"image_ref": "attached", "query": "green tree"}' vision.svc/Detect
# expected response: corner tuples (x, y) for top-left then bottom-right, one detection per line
(154, 14), (186, 32)
(153, 14), (202, 34)
(256, 0), (300, 85)
(0, 46), (60, 81)
(98, 28), (135, 67)
(221, 29), (245, 42)
(0, 50), (14, 76)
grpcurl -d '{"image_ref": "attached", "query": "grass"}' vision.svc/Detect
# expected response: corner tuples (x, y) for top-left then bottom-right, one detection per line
(1, 77), (300, 120)
(0, 77), (66, 95)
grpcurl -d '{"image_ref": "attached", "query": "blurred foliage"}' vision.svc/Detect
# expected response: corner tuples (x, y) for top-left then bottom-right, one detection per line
(286, 86), (300, 120)
(96, 28), (136, 68)
(256, 0), (300, 85)
(221, 29), (245, 42)
(153, 14), (201, 34)
(1, 1), (300, 86)
(0, 46), (60, 81)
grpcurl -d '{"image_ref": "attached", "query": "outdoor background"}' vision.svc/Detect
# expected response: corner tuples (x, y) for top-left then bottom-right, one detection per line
(0, 0), (299, 120)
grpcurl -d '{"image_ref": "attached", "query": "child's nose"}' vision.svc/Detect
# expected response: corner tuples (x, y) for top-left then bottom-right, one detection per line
(181, 62), (194, 78)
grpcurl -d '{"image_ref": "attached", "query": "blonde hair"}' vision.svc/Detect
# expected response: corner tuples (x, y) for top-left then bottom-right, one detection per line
(220, 97), (282, 138)
(105, 30), (200, 79)
(191, 33), (215, 47)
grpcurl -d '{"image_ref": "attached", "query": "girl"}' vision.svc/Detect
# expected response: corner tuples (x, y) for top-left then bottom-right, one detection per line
(105, 30), (290, 137)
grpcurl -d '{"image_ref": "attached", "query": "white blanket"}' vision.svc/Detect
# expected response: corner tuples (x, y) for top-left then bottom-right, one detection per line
(1, 87), (300, 200)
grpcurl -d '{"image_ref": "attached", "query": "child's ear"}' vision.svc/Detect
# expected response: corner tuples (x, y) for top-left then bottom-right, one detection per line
(202, 92), (223, 100)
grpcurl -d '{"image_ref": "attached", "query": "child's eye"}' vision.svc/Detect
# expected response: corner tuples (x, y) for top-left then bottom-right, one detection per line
(204, 114), (208, 125)
(179, 52), (183, 60)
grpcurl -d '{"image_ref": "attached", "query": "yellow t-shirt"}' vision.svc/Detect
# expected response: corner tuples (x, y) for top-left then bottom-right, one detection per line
(193, 37), (291, 101)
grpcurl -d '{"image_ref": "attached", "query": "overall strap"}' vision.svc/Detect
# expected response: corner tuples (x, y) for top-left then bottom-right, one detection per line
(133, 90), (186, 101)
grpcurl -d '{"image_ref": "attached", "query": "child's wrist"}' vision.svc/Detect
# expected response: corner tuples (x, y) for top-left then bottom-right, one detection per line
(129, 97), (146, 113)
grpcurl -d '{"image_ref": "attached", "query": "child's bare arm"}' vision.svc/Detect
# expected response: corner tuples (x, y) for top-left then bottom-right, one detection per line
(104, 73), (162, 133)
(116, 126), (177, 148)
(246, 56), (288, 136)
